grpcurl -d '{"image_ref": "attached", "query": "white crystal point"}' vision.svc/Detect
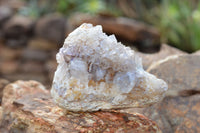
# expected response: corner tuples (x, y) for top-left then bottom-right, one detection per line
(51, 23), (168, 112)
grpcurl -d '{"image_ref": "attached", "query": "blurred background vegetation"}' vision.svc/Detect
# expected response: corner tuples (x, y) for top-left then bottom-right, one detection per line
(10, 0), (200, 52)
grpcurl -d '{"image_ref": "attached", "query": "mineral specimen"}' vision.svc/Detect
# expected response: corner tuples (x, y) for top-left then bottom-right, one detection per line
(51, 23), (168, 112)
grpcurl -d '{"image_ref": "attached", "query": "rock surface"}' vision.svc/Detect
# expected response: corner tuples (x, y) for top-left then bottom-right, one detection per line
(147, 54), (200, 96)
(0, 60), (19, 74)
(0, 6), (12, 25)
(0, 80), (161, 133)
(51, 23), (167, 111)
(0, 6), (12, 39)
(0, 43), (52, 88)
(142, 95), (200, 133)
(194, 50), (200, 55)
(0, 79), (9, 104)
(0, 46), (22, 60)
(35, 14), (67, 44)
(28, 38), (59, 51)
(22, 48), (49, 62)
(3, 15), (33, 48)
(126, 54), (200, 133)
(137, 44), (186, 70)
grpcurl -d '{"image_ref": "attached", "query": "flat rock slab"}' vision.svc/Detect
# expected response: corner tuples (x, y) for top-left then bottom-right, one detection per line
(137, 44), (185, 70)
(1, 80), (161, 133)
(194, 50), (200, 55)
(147, 54), (200, 96)
(140, 95), (200, 133)
(126, 54), (200, 133)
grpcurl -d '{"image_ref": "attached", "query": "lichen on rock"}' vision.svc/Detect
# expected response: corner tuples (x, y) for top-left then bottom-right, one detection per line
(51, 23), (168, 112)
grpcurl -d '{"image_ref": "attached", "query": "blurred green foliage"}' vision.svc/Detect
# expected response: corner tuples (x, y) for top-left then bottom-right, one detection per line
(56, 0), (106, 14)
(19, 0), (120, 17)
(119, 0), (200, 52)
(19, 0), (53, 18)
(156, 0), (200, 52)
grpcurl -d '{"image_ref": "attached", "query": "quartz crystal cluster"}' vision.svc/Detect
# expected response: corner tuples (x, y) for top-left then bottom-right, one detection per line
(51, 23), (168, 112)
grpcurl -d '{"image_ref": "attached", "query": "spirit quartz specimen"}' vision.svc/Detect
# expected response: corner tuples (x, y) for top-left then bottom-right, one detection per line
(51, 23), (168, 112)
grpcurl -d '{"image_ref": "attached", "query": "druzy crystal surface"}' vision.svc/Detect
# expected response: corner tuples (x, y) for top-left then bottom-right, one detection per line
(51, 23), (168, 112)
